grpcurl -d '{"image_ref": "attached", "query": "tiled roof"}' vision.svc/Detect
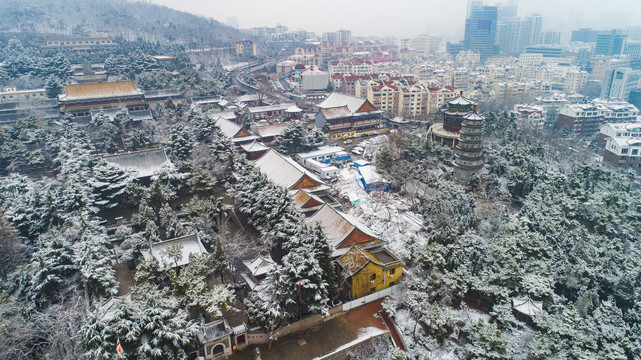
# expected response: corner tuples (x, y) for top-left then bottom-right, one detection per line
(62, 81), (142, 100)
(142, 234), (208, 270)
(308, 204), (378, 251)
(103, 148), (170, 179)
(337, 246), (381, 276)
(253, 149), (323, 190)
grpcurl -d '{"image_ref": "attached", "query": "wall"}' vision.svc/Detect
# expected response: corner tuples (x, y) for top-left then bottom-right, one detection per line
(247, 285), (399, 343)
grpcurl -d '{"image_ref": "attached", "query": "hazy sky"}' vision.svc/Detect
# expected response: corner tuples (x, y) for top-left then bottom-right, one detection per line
(147, 0), (641, 40)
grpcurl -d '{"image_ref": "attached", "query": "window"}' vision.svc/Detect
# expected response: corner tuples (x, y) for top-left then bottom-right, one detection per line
(389, 268), (396, 277)
(622, 148), (629, 154)
(633, 149), (639, 156)
(370, 274), (376, 283)
(370, 287), (376, 294)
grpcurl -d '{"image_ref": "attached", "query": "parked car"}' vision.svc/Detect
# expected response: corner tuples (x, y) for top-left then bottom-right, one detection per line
(344, 139), (353, 145)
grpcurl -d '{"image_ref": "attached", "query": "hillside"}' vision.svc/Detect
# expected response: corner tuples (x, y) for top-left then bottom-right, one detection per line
(0, 0), (246, 49)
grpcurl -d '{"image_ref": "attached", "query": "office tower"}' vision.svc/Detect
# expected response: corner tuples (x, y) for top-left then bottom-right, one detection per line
(596, 30), (628, 56)
(499, 0), (518, 19)
(624, 41), (641, 69)
(543, 31), (561, 45)
(571, 28), (603, 43)
(497, 18), (521, 55)
(518, 15), (543, 51)
(464, 5), (498, 62)
(601, 68), (641, 101)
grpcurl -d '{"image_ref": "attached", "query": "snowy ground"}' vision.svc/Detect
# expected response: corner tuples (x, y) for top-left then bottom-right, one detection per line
(312, 326), (387, 360)
(393, 306), (491, 359)
(334, 162), (423, 260)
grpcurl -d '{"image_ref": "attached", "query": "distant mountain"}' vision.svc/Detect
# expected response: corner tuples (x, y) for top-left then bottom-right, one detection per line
(0, 0), (246, 49)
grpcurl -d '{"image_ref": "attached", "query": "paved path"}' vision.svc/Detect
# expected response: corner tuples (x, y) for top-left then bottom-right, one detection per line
(229, 300), (390, 360)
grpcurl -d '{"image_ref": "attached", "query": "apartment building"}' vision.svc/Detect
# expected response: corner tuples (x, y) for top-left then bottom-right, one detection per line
(557, 99), (639, 136)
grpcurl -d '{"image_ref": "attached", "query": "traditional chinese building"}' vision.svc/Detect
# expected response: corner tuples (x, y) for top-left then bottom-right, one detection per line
(58, 81), (146, 116)
(315, 92), (382, 140)
(453, 108), (485, 182)
(428, 92), (476, 147)
(337, 246), (403, 299)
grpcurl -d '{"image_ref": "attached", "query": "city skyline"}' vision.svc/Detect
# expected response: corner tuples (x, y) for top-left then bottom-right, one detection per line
(148, 0), (641, 40)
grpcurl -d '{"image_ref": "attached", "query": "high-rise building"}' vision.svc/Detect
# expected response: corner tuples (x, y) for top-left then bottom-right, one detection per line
(337, 29), (352, 44)
(624, 41), (641, 69)
(497, 18), (521, 55)
(571, 28), (604, 43)
(409, 35), (431, 55)
(514, 15), (543, 52)
(322, 32), (338, 43)
(601, 68), (641, 101)
(596, 30), (628, 56)
(498, 0), (518, 19)
(464, 5), (498, 62)
(543, 31), (561, 45)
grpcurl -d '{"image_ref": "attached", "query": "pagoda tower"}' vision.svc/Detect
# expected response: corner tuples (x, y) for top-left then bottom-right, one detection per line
(429, 91), (475, 147)
(453, 105), (485, 182)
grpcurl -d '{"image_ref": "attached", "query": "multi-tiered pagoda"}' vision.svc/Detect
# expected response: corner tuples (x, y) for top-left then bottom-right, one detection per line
(428, 92), (475, 147)
(453, 106), (485, 182)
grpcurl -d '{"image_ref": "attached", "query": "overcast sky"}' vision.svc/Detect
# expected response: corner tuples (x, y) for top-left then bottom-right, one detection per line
(147, 0), (641, 40)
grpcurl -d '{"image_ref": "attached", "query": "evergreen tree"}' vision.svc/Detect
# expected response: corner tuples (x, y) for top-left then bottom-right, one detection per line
(90, 161), (135, 211)
(280, 121), (306, 155)
(212, 238), (229, 282)
(82, 288), (198, 360)
(44, 75), (63, 98)
(169, 253), (235, 319)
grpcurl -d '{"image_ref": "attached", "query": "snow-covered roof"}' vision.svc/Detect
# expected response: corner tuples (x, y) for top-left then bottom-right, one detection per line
(296, 145), (346, 159)
(240, 141), (269, 153)
(247, 103), (295, 114)
(254, 124), (289, 138)
(463, 112), (485, 121)
(354, 159), (370, 167)
(144, 89), (181, 99)
(285, 105), (302, 113)
(197, 319), (232, 344)
(253, 149), (323, 190)
(214, 116), (259, 143)
(292, 188), (325, 212)
(103, 148), (170, 179)
(512, 297), (543, 317)
(90, 107), (153, 122)
(320, 106), (353, 120)
(277, 60), (297, 67)
(210, 111), (237, 121)
(358, 165), (385, 185)
(143, 234), (208, 270)
(243, 254), (276, 278)
(308, 204), (379, 251)
(446, 94), (475, 106)
(318, 92), (369, 113)
(337, 246), (381, 276)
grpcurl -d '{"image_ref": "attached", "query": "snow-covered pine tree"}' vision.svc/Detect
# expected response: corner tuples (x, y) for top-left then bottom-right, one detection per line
(169, 253), (236, 319)
(280, 121), (306, 155)
(244, 265), (296, 340)
(44, 75), (63, 98)
(281, 244), (330, 317)
(90, 161), (135, 211)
